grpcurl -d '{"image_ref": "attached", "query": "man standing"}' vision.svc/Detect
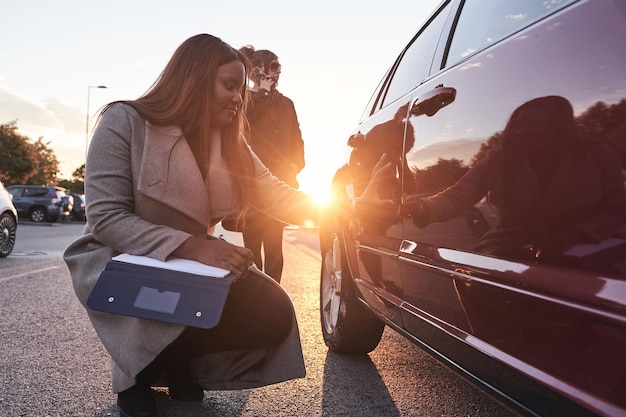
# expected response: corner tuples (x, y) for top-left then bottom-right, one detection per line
(239, 45), (305, 283)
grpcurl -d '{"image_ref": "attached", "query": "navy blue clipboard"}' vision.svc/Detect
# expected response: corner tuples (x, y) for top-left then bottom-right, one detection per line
(87, 257), (238, 329)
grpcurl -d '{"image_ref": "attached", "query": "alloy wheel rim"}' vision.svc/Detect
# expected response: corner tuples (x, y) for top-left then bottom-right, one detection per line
(322, 233), (342, 334)
(0, 216), (16, 254)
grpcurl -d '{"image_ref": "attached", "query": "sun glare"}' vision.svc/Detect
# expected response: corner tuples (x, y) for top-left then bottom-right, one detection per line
(313, 189), (333, 206)
(302, 183), (332, 207)
(296, 166), (332, 205)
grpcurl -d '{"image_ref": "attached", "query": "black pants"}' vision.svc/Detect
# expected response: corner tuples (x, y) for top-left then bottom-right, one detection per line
(242, 213), (286, 282)
(138, 271), (293, 386)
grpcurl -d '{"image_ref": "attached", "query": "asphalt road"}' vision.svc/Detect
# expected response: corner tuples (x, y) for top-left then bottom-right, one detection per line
(0, 222), (515, 416)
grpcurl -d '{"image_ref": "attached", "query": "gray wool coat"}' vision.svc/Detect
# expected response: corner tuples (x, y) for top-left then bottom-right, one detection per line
(64, 103), (314, 393)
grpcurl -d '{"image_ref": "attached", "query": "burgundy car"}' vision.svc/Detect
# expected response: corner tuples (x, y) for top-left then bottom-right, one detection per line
(320, 1), (626, 416)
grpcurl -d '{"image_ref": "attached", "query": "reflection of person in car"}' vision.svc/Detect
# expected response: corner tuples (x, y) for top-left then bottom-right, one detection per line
(347, 102), (415, 198)
(362, 96), (626, 263)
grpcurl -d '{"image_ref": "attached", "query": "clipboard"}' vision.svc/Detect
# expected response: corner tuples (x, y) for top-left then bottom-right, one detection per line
(87, 254), (238, 329)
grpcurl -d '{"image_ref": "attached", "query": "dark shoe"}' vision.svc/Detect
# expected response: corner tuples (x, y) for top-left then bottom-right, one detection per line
(117, 384), (157, 417)
(169, 381), (204, 402)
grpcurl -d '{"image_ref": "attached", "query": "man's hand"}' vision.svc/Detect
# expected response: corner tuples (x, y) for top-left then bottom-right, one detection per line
(259, 76), (275, 93)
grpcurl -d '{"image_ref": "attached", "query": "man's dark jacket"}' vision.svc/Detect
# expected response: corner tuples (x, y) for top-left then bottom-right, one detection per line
(246, 88), (305, 188)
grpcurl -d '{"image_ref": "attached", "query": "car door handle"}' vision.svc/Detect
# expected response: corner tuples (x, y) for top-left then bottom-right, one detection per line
(400, 240), (418, 254)
(410, 84), (456, 117)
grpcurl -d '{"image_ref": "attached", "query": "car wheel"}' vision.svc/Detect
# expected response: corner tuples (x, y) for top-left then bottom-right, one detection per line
(29, 207), (47, 223)
(320, 229), (385, 354)
(0, 212), (17, 257)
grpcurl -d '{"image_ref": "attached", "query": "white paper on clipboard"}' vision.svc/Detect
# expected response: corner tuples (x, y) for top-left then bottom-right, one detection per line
(112, 253), (230, 278)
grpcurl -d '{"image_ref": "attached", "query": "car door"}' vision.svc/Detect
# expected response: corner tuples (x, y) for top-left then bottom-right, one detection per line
(398, 0), (626, 413)
(7, 186), (27, 217)
(345, 94), (409, 325)
(353, 0), (473, 335)
(345, 1), (455, 327)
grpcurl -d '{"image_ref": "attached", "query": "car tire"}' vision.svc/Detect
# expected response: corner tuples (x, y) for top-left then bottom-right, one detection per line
(0, 212), (17, 258)
(320, 229), (385, 354)
(29, 207), (47, 223)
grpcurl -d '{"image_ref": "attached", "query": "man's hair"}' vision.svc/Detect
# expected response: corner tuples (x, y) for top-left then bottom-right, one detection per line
(239, 45), (278, 74)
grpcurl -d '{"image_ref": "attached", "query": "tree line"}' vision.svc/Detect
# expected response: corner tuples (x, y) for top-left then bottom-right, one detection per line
(0, 120), (85, 193)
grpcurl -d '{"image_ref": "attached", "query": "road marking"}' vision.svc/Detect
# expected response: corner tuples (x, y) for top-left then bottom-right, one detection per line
(0, 266), (60, 282)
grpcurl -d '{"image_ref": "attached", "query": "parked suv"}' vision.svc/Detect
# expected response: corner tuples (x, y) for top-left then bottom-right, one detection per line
(321, 1), (626, 416)
(7, 185), (70, 222)
(0, 181), (18, 257)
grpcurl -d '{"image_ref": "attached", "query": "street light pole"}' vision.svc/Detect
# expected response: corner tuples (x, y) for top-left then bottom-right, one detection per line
(85, 85), (107, 162)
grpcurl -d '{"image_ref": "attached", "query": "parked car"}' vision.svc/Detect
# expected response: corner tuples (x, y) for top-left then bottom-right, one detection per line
(0, 181), (18, 257)
(320, 1), (626, 416)
(69, 193), (86, 221)
(6, 185), (71, 222)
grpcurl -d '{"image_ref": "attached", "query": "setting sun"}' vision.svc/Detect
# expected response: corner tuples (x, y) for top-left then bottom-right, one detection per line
(299, 174), (334, 207)
(311, 188), (333, 206)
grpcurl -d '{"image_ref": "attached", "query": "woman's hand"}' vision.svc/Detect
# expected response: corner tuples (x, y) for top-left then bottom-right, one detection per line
(400, 194), (424, 216)
(356, 153), (397, 215)
(173, 237), (254, 278)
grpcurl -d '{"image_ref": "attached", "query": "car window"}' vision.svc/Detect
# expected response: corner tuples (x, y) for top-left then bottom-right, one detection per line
(25, 187), (48, 197)
(445, 0), (577, 67)
(379, 2), (452, 109)
(360, 70), (391, 121)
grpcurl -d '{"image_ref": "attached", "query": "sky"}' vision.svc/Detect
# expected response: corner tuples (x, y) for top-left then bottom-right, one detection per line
(0, 0), (441, 199)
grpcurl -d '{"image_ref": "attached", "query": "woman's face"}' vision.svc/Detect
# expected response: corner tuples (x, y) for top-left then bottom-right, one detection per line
(211, 60), (246, 127)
